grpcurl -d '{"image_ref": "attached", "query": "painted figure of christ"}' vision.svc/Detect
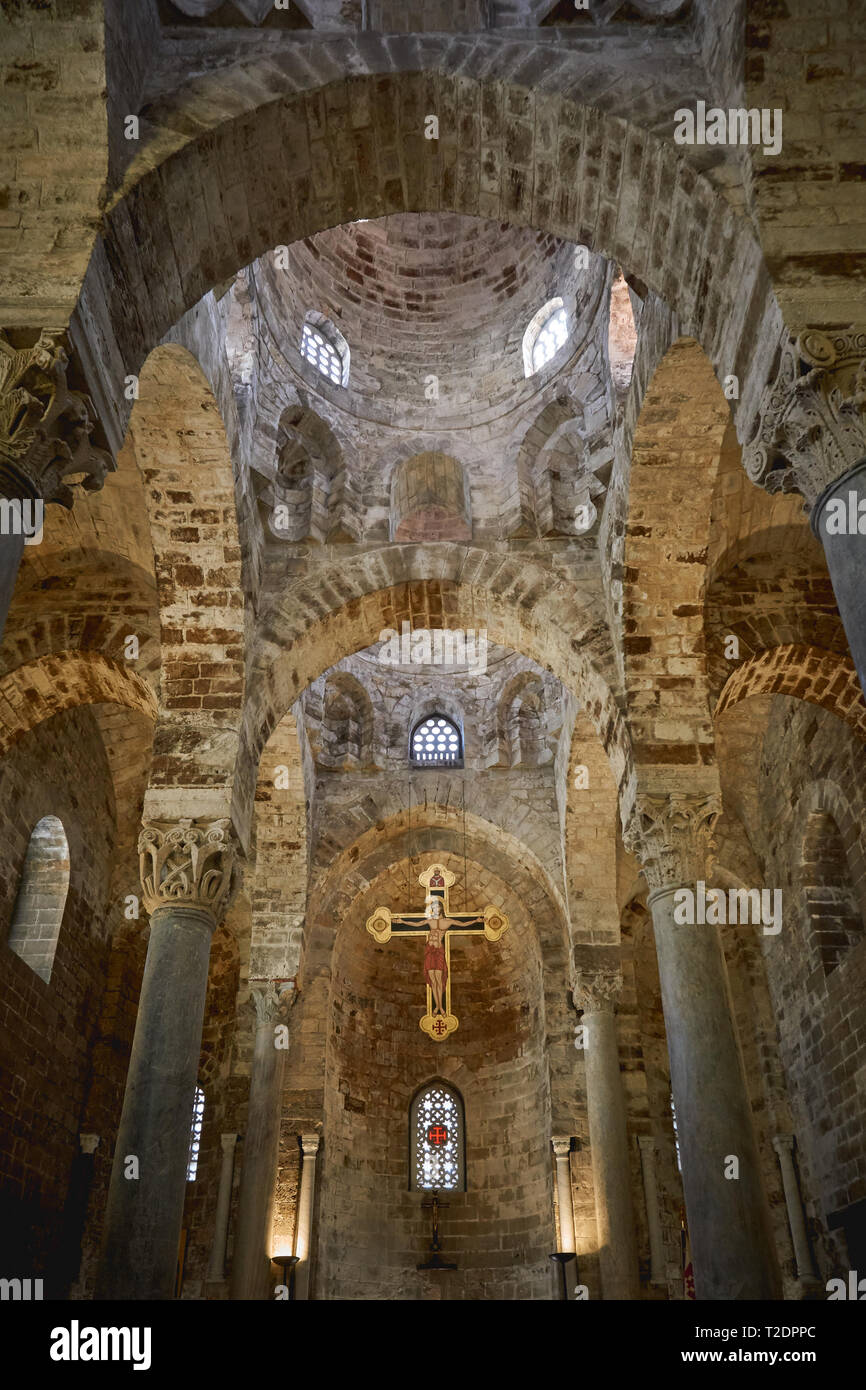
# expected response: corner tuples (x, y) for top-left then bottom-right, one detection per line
(423, 897), (456, 1017)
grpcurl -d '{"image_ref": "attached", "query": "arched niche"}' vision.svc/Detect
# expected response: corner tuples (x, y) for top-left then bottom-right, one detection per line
(390, 452), (471, 543)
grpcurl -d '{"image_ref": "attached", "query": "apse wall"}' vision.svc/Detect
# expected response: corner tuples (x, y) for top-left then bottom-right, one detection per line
(317, 855), (556, 1299)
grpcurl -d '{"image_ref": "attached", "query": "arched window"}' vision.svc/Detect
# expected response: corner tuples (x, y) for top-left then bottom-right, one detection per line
(186, 1085), (205, 1182)
(6, 814), (70, 983)
(523, 297), (569, 377)
(410, 1082), (465, 1191)
(300, 312), (350, 387)
(410, 715), (463, 768)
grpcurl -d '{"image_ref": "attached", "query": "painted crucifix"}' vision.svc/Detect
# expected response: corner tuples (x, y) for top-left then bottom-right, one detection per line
(366, 864), (509, 1042)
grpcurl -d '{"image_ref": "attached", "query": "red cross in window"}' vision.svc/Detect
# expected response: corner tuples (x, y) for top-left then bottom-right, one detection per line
(427, 1125), (449, 1146)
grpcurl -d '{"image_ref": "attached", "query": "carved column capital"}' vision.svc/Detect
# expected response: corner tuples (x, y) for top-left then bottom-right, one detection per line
(138, 817), (239, 921)
(744, 331), (866, 508)
(551, 1136), (572, 1159)
(220, 1132), (239, 1154)
(79, 1133), (100, 1155)
(0, 330), (114, 506)
(637, 1134), (657, 1155)
(248, 979), (294, 1028)
(300, 1132), (321, 1159)
(623, 791), (721, 892)
(772, 1133), (795, 1158)
(573, 969), (623, 1014)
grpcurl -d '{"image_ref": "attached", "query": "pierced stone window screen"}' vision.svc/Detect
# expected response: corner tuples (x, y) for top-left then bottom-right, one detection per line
(187, 1085), (205, 1181)
(410, 715), (462, 767)
(6, 814), (70, 984)
(300, 314), (350, 387)
(410, 1084), (465, 1191)
(523, 297), (568, 377)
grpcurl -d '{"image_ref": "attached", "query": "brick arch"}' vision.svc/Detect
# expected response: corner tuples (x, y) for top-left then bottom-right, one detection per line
(239, 547), (629, 844)
(0, 549), (161, 689)
(0, 652), (157, 756)
(126, 344), (246, 822)
(308, 802), (568, 941)
(715, 645), (866, 742)
(80, 74), (783, 451)
(623, 336), (732, 777)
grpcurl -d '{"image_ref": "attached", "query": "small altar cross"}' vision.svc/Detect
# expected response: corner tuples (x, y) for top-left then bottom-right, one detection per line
(366, 863), (509, 1041)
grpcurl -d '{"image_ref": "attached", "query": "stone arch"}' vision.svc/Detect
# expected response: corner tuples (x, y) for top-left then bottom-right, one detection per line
(623, 336), (732, 774)
(78, 74), (784, 458)
(242, 548), (629, 846)
(797, 783), (865, 979)
(6, 814), (71, 985)
(0, 652), (157, 756)
(389, 452), (471, 543)
(126, 344), (246, 825)
(715, 646), (866, 742)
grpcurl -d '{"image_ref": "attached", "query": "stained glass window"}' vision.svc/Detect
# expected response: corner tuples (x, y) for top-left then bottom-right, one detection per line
(411, 1084), (464, 1191)
(186, 1085), (205, 1182)
(410, 715), (462, 767)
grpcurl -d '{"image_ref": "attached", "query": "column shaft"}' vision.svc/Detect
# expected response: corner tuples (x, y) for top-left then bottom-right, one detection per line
(552, 1139), (575, 1253)
(638, 1136), (665, 1287)
(207, 1133), (237, 1284)
(293, 1134), (320, 1300)
(773, 1135), (818, 1283)
(231, 1002), (287, 1300)
(96, 904), (216, 1300)
(650, 885), (781, 1299)
(583, 1005), (639, 1298)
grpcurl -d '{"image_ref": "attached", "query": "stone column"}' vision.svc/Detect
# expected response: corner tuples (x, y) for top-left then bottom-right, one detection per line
(95, 818), (237, 1301)
(574, 969), (639, 1299)
(745, 331), (866, 695)
(551, 1137), (576, 1254)
(230, 982), (294, 1300)
(638, 1135), (665, 1286)
(0, 331), (114, 640)
(772, 1134), (819, 1286)
(207, 1133), (238, 1284)
(293, 1132), (321, 1301)
(625, 793), (781, 1299)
